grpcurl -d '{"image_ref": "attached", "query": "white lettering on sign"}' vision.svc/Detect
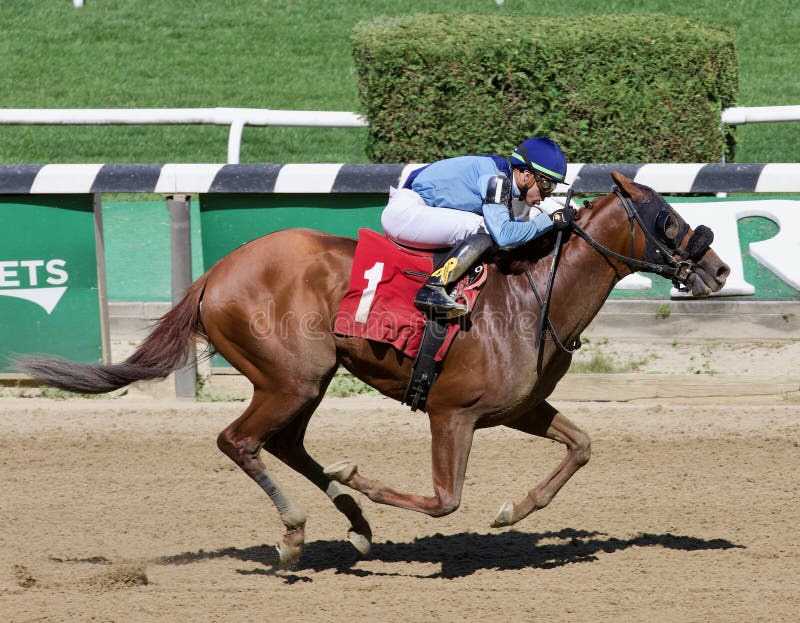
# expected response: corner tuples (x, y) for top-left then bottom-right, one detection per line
(0, 261), (20, 287)
(0, 259), (70, 314)
(46, 259), (69, 285)
(613, 200), (800, 297)
(20, 260), (45, 286)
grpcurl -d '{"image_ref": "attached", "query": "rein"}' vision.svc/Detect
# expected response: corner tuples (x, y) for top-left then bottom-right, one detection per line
(529, 188), (706, 356)
(526, 267), (580, 354)
(532, 188), (578, 354)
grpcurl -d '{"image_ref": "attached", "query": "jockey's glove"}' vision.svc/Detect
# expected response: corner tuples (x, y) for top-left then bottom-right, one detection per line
(551, 207), (576, 231)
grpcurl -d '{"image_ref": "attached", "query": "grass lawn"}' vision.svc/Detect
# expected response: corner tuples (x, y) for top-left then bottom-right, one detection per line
(0, 0), (797, 164)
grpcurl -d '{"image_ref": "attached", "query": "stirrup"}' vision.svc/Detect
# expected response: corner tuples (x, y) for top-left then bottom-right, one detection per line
(414, 285), (468, 318)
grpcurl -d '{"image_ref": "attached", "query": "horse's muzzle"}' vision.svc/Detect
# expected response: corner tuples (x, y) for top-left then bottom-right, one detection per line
(685, 255), (730, 297)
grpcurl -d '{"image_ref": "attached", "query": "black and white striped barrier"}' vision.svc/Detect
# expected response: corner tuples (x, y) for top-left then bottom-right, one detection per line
(0, 162), (798, 194)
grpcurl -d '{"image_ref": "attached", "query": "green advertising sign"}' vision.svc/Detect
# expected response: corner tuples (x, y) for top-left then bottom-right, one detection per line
(102, 199), (203, 301)
(0, 195), (103, 372)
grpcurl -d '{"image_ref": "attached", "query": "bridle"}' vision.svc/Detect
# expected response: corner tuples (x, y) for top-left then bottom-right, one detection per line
(529, 186), (714, 357)
(571, 187), (713, 288)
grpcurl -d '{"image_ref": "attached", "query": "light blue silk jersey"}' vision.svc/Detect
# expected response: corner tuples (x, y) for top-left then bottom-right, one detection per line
(411, 156), (502, 214)
(410, 155), (553, 248)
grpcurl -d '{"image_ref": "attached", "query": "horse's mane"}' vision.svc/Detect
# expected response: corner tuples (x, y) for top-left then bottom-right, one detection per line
(490, 199), (598, 274)
(491, 235), (556, 275)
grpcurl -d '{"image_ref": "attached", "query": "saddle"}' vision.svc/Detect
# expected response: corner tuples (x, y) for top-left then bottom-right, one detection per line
(333, 229), (488, 411)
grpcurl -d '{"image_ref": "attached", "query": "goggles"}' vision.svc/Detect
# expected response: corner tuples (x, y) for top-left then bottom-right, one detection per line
(533, 172), (558, 196)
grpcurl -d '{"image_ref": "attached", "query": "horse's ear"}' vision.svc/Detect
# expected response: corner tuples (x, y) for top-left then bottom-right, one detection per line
(611, 171), (648, 202)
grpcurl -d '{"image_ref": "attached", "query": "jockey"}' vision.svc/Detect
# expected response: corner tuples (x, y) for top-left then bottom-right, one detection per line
(381, 136), (574, 318)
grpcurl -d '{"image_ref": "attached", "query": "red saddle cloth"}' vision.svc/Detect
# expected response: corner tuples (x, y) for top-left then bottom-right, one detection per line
(333, 229), (485, 361)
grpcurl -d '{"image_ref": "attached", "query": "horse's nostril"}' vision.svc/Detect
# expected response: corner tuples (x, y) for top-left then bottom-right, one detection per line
(717, 265), (730, 281)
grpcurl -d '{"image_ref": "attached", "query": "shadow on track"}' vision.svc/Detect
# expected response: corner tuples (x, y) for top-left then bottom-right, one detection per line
(155, 528), (744, 581)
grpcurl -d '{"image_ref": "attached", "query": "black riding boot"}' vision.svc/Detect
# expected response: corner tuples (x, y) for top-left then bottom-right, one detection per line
(414, 233), (493, 318)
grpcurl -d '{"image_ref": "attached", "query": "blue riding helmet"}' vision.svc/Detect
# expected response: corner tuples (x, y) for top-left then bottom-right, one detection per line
(510, 136), (567, 184)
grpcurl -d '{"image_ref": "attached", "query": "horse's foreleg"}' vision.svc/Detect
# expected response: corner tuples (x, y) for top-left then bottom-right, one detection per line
(216, 389), (309, 567)
(492, 400), (591, 527)
(325, 412), (475, 517)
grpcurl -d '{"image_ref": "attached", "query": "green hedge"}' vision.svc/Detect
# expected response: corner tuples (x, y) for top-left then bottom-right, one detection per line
(353, 14), (738, 163)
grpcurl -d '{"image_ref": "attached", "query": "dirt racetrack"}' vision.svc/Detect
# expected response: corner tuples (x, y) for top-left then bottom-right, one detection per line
(1, 359), (799, 622)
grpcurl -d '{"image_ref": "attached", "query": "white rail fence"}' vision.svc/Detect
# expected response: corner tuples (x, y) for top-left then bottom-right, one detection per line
(721, 105), (800, 125)
(0, 108), (368, 164)
(0, 105), (797, 164)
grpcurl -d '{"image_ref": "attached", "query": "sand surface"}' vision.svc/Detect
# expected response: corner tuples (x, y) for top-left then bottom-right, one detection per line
(1, 337), (799, 622)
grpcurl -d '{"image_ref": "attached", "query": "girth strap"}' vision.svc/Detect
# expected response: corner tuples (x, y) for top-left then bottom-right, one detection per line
(402, 318), (449, 412)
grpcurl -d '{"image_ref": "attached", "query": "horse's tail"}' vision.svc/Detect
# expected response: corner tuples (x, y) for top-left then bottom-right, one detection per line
(16, 273), (209, 394)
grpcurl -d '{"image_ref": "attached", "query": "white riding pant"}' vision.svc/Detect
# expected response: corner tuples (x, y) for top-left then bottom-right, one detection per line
(381, 188), (485, 249)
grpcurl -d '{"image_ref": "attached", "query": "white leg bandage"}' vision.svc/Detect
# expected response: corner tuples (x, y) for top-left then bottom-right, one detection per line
(256, 471), (306, 528)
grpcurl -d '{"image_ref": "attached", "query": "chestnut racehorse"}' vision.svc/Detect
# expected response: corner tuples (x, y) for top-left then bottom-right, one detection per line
(19, 172), (730, 566)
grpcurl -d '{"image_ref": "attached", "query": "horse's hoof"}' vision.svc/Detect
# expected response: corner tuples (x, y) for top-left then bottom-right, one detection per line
(348, 529), (372, 556)
(491, 501), (515, 528)
(276, 526), (305, 568)
(324, 460), (357, 484)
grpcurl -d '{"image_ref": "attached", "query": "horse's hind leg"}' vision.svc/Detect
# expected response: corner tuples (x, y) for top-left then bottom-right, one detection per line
(217, 383), (373, 566)
(492, 400), (591, 528)
(216, 388), (316, 567)
(264, 405), (373, 556)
